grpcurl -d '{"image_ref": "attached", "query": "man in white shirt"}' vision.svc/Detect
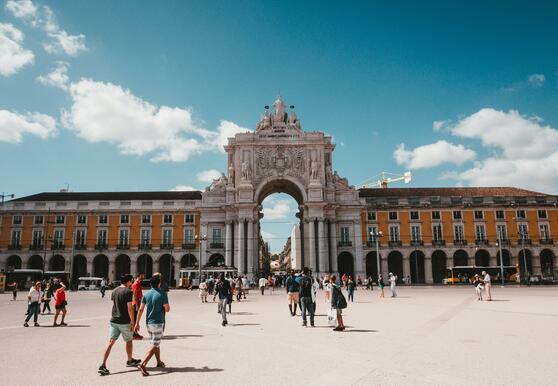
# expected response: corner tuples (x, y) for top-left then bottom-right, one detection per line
(24, 281), (42, 327)
(389, 273), (397, 298)
(258, 277), (267, 295)
(482, 271), (492, 301)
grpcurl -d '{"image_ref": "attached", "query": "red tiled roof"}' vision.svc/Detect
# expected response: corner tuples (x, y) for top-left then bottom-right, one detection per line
(358, 187), (550, 198)
(11, 191), (202, 202)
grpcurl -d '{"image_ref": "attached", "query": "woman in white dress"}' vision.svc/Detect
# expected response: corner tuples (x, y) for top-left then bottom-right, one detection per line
(199, 280), (208, 303)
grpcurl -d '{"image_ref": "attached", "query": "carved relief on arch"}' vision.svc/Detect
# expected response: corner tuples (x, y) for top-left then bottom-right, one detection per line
(253, 145), (306, 185)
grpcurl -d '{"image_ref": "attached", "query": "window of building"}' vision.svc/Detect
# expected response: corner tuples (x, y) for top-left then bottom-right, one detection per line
(431, 211), (441, 220)
(163, 214), (173, 224)
(340, 227), (350, 242)
(389, 226), (400, 242)
(539, 224), (550, 240)
(163, 229), (173, 245)
(11, 230), (21, 246)
(410, 211), (419, 220)
(12, 215), (22, 225)
(141, 229), (151, 245)
(34, 215), (44, 225)
(97, 229), (107, 246)
(211, 228), (222, 244)
(475, 224), (486, 240)
(474, 211), (484, 220)
(497, 224), (508, 241)
(367, 226), (377, 242)
(120, 214), (129, 224)
(55, 215), (65, 224)
(516, 210), (526, 219)
(53, 229), (64, 246)
(411, 225), (421, 242)
(495, 210), (505, 220)
(75, 229), (86, 247)
(518, 223), (529, 239)
(184, 214), (194, 223)
(432, 224), (443, 241)
(119, 229), (129, 245)
(77, 215), (87, 224)
(454, 224), (464, 241)
(388, 211), (398, 220)
(367, 211), (376, 221)
(185, 228), (194, 244)
(538, 210), (547, 219)
(32, 230), (43, 246)
(98, 215), (108, 224)
(141, 214), (151, 224)
(452, 211), (462, 220)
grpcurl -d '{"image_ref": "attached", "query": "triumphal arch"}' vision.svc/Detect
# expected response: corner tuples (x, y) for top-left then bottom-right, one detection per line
(199, 96), (364, 279)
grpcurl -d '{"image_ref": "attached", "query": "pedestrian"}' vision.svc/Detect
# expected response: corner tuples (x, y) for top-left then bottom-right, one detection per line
(299, 267), (315, 327)
(199, 280), (208, 303)
(472, 274), (483, 300)
(311, 275), (319, 314)
(268, 275), (274, 292)
(9, 281), (18, 301)
(378, 274), (385, 298)
(100, 277), (107, 298)
(98, 274), (141, 376)
(24, 281), (42, 327)
(235, 276), (243, 302)
(41, 282), (53, 314)
(216, 273), (232, 326)
(132, 272), (145, 340)
(285, 270), (300, 316)
(482, 270), (492, 301)
(389, 272), (397, 298)
(53, 282), (68, 327)
(135, 273), (170, 376)
(330, 275), (347, 331)
(259, 276), (267, 295)
(241, 276), (248, 298)
(347, 276), (355, 302)
(323, 276), (331, 302)
(406, 275), (411, 286)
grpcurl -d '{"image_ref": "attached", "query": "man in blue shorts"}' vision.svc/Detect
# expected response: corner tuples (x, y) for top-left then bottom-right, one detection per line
(134, 273), (170, 376)
(98, 274), (140, 376)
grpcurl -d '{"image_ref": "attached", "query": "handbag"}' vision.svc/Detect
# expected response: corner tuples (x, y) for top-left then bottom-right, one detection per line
(327, 308), (337, 327)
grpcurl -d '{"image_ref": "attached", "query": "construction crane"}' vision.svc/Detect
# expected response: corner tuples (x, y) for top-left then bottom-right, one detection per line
(355, 171), (412, 189)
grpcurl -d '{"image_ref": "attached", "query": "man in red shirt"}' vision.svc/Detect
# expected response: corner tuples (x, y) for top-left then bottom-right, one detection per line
(53, 281), (68, 327)
(132, 272), (145, 340)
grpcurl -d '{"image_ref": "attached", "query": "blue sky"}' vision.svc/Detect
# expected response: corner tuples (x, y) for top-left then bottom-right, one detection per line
(2, 0), (558, 251)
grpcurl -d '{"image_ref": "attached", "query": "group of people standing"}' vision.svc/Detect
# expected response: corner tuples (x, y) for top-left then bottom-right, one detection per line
(472, 271), (492, 301)
(23, 279), (68, 327)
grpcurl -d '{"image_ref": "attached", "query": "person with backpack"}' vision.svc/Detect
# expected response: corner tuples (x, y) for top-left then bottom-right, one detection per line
(330, 275), (346, 331)
(346, 276), (355, 302)
(216, 273), (232, 326)
(285, 270), (300, 316)
(298, 267), (315, 327)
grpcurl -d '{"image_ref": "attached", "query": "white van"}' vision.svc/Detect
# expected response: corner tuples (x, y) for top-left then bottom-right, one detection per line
(78, 277), (103, 290)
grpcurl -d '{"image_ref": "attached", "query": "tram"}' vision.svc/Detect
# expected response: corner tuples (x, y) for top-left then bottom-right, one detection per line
(444, 265), (518, 284)
(178, 266), (238, 288)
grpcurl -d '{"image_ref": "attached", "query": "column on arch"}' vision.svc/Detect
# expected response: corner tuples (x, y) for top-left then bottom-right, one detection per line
(247, 219), (254, 277)
(237, 218), (245, 274)
(225, 221), (232, 266)
(318, 218), (327, 275)
(353, 219), (364, 276)
(329, 220), (338, 275)
(308, 218), (316, 271)
(425, 256), (433, 283)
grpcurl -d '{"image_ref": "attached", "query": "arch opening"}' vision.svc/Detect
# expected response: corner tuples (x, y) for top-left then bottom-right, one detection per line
(158, 254), (175, 286)
(410, 250), (425, 283)
(6, 255), (22, 270)
(137, 254), (153, 278)
(432, 250), (447, 283)
(115, 254), (131, 280)
(337, 252), (354, 279)
(387, 251), (403, 283)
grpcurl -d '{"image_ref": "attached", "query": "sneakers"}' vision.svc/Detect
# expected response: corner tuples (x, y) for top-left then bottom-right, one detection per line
(302, 322), (307, 327)
(60, 322), (68, 326)
(333, 326), (345, 331)
(98, 365), (110, 376)
(126, 358), (141, 367)
(222, 320), (227, 326)
(23, 322), (29, 327)
(137, 364), (149, 376)
(34, 323), (40, 327)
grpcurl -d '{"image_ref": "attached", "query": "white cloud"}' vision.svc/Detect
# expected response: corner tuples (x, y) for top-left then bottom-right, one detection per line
(169, 185), (199, 191)
(196, 169), (222, 184)
(6, 1), (87, 56)
(36, 61), (69, 90)
(0, 23), (34, 76)
(394, 140), (476, 169)
(260, 230), (277, 240)
(61, 78), (248, 162)
(262, 198), (297, 220)
(0, 109), (57, 143)
(432, 120), (447, 132)
(527, 73), (545, 88)
(5, 0), (37, 20)
(205, 120), (250, 152)
(444, 108), (558, 193)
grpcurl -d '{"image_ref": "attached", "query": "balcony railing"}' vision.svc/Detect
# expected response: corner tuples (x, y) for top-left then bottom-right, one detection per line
(518, 238), (532, 245)
(210, 242), (224, 249)
(366, 240), (378, 248)
(138, 243), (152, 250)
(432, 239), (446, 246)
(160, 243), (174, 250)
(539, 238), (554, 245)
(498, 238), (510, 246)
(95, 242), (108, 250)
(51, 242), (65, 250)
(74, 243), (87, 250)
(475, 239), (489, 246)
(8, 243), (22, 250)
(117, 243), (130, 250)
(410, 240), (423, 247)
(453, 239), (467, 246)
(338, 241), (352, 247)
(29, 243), (44, 250)
(388, 240), (402, 248)
(182, 243), (196, 249)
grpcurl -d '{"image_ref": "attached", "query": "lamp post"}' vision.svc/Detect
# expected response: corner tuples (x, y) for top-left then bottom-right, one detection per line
(195, 234), (207, 286)
(370, 230), (384, 281)
(518, 231), (528, 285)
(496, 229), (505, 287)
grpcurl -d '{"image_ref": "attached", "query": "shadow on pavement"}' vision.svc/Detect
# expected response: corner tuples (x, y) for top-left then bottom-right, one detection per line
(162, 334), (203, 340)
(148, 366), (224, 376)
(344, 329), (377, 333)
(231, 312), (256, 315)
(228, 323), (260, 327)
(41, 324), (91, 328)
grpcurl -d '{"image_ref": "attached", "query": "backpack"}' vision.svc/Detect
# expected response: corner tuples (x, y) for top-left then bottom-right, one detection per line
(300, 276), (312, 296)
(335, 287), (348, 309)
